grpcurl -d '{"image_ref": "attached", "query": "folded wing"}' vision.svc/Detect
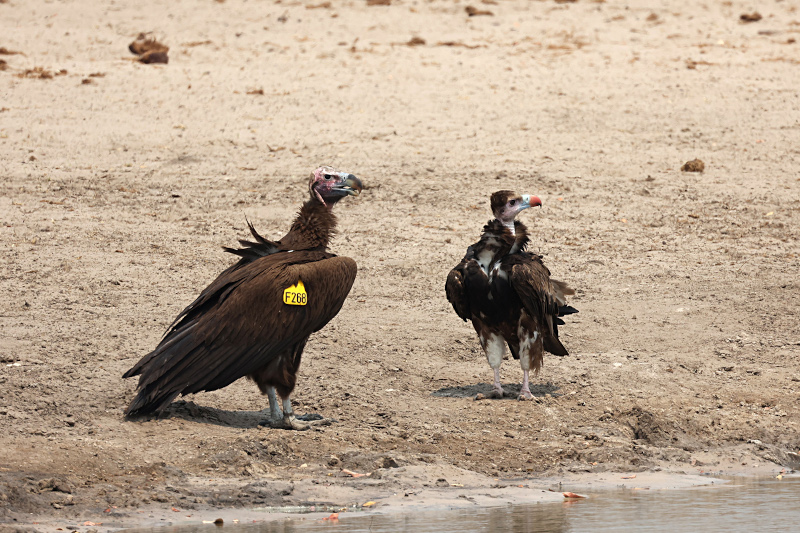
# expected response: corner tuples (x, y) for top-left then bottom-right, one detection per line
(123, 252), (357, 415)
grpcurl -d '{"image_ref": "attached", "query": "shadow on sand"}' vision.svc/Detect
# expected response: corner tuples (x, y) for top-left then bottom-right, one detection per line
(126, 400), (268, 428)
(432, 382), (561, 400)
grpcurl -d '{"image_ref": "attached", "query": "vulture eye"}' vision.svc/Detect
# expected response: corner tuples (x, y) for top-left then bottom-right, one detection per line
(323, 174), (333, 180)
(509, 199), (516, 206)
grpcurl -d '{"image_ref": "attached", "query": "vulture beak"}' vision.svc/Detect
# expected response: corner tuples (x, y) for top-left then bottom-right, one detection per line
(330, 173), (363, 197)
(521, 195), (543, 209)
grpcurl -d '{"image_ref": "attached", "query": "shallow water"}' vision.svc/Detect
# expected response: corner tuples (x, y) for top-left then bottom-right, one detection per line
(126, 476), (799, 532)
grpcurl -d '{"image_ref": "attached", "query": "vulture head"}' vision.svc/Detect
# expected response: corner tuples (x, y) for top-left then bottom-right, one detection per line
(490, 190), (542, 226)
(309, 166), (363, 207)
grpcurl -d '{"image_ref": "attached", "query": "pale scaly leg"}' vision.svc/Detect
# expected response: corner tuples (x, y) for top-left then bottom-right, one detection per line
(517, 329), (540, 401)
(266, 386), (283, 422)
(519, 367), (533, 401)
(481, 333), (506, 398)
(268, 395), (332, 430)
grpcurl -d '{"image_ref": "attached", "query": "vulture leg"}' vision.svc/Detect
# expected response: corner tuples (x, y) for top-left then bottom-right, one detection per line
(518, 345), (535, 401)
(480, 332), (507, 398)
(265, 386), (283, 423)
(274, 396), (332, 431)
(507, 339), (533, 400)
(516, 319), (544, 401)
(519, 369), (533, 401)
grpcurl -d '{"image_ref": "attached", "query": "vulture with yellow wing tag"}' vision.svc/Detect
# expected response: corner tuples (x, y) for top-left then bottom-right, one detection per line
(123, 167), (362, 429)
(445, 190), (577, 400)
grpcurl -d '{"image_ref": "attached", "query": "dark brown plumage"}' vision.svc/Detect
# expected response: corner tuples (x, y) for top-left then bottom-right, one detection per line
(123, 167), (362, 429)
(445, 190), (577, 400)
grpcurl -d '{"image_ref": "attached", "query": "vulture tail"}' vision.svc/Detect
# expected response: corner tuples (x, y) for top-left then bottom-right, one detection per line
(544, 336), (569, 357)
(559, 304), (579, 316)
(551, 279), (575, 306)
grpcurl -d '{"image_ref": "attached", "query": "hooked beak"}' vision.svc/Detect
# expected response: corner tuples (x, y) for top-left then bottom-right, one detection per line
(331, 173), (363, 197)
(521, 194), (542, 209)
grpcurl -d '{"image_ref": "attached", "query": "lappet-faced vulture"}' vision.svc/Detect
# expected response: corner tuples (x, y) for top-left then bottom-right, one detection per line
(445, 190), (578, 400)
(123, 167), (362, 429)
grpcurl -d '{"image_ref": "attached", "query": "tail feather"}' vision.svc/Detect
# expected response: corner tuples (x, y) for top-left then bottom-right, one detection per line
(544, 336), (569, 357)
(551, 279), (575, 306)
(559, 304), (579, 316)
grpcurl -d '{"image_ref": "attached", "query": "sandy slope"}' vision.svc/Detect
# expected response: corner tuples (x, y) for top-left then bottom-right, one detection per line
(1, 0), (799, 529)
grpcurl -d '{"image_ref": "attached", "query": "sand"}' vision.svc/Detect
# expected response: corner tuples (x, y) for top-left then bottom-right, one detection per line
(1, 0), (799, 530)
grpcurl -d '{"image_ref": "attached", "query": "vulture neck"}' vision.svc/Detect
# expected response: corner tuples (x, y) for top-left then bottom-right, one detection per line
(478, 219), (530, 261)
(508, 220), (529, 254)
(473, 219), (530, 274)
(279, 198), (338, 251)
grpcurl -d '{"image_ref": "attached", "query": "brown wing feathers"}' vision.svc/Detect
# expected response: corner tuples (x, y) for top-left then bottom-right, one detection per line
(222, 219), (280, 261)
(124, 252), (356, 416)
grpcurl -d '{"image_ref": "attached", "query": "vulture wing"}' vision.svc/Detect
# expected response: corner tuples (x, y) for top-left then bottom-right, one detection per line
(507, 254), (570, 356)
(445, 262), (471, 321)
(445, 245), (477, 321)
(123, 251), (357, 415)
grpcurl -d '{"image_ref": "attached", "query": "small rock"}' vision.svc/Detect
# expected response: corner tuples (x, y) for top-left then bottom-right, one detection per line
(681, 159), (705, 172)
(786, 452), (800, 470)
(465, 6), (493, 16)
(376, 456), (399, 469)
(140, 51), (169, 64)
(740, 12), (762, 23)
(213, 518), (224, 526)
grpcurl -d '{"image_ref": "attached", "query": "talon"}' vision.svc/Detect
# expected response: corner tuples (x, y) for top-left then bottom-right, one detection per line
(518, 388), (534, 401)
(270, 414), (333, 430)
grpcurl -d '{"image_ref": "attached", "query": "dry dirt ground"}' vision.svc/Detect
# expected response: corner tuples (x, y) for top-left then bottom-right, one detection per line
(2, 0), (800, 530)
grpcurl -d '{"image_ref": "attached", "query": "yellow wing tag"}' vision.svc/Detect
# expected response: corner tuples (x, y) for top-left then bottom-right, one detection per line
(283, 280), (307, 306)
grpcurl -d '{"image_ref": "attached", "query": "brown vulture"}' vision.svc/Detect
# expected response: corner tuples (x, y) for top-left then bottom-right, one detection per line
(445, 190), (577, 400)
(123, 167), (362, 429)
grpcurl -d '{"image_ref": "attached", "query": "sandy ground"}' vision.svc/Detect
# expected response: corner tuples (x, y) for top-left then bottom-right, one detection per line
(2, 0), (800, 530)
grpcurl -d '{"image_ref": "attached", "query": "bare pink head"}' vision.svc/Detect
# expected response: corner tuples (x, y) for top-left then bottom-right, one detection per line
(308, 166), (363, 207)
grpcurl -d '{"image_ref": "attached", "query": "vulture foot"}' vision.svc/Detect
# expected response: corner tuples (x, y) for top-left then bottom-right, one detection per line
(517, 390), (534, 401)
(489, 387), (506, 399)
(267, 414), (333, 431)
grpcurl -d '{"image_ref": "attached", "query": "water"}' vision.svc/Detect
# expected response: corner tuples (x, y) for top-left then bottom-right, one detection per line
(125, 476), (799, 532)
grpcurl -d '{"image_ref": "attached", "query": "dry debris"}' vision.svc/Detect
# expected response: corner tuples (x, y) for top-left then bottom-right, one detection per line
(740, 12), (763, 23)
(466, 6), (494, 16)
(16, 67), (67, 79)
(128, 33), (169, 64)
(436, 41), (486, 49)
